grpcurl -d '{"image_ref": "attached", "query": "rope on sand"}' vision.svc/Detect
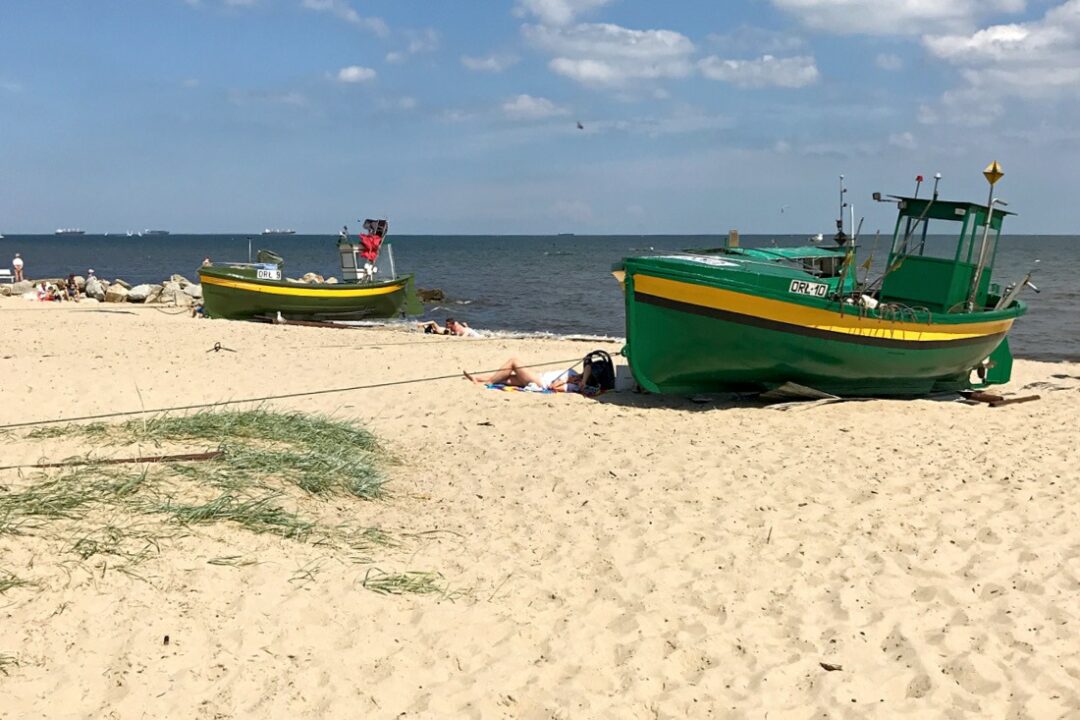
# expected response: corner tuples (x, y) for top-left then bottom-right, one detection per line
(0, 358), (584, 431)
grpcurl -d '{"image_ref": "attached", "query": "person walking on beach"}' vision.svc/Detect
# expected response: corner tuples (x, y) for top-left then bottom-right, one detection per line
(12, 253), (23, 282)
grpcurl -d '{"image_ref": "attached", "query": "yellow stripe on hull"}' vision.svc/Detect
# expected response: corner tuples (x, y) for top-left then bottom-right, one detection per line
(202, 274), (404, 298)
(634, 275), (1012, 343)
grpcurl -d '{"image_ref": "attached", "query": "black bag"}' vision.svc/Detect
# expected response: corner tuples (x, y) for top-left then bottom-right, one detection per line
(582, 350), (615, 395)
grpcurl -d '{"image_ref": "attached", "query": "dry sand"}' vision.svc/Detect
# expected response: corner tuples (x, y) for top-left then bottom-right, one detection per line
(1, 298), (1079, 719)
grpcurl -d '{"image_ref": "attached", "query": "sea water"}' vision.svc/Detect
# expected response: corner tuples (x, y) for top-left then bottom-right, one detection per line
(1, 233), (1075, 361)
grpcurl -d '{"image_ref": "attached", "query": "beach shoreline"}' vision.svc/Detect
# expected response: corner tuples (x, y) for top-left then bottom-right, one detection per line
(2, 299), (1078, 718)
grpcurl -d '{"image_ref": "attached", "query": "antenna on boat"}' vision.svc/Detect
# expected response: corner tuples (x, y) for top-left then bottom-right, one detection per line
(966, 161), (1005, 311)
(248, 237), (252, 264)
(932, 172), (942, 201)
(838, 175), (847, 235)
(913, 175), (924, 199)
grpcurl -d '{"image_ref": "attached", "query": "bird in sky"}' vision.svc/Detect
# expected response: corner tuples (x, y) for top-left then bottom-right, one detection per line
(576, 121), (584, 130)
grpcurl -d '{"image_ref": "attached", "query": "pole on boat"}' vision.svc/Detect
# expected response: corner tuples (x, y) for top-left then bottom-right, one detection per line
(838, 175), (847, 237)
(248, 237), (252, 264)
(966, 161), (1004, 312)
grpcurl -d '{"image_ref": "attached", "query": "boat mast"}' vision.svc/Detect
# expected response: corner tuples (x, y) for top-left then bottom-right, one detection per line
(838, 175), (846, 238)
(966, 161), (1004, 311)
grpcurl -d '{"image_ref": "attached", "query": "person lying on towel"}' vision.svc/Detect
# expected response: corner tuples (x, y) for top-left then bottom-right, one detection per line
(463, 357), (581, 393)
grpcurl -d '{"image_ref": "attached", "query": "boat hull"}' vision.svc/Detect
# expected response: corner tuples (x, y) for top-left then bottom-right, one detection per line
(623, 269), (1025, 397)
(199, 269), (420, 321)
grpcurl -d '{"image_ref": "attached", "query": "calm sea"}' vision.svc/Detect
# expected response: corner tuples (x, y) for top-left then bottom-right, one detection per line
(1, 233), (1075, 361)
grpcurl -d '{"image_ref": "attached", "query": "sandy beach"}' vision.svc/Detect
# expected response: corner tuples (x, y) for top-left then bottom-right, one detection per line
(2, 297), (1079, 719)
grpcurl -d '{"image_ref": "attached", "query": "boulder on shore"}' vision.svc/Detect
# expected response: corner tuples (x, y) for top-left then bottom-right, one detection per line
(158, 286), (192, 306)
(183, 283), (202, 299)
(127, 284), (153, 302)
(104, 284), (129, 303)
(418, 288), (446, 303)
(85, 277), (105, 301)
(170, 274), (192, 288)
(74, 275), (86, 291)
(113, 278), (132, 290)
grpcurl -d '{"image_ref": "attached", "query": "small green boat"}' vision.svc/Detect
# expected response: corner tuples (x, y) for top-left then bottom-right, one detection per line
(199, 219), (422, 321)
(615, 163), (1035, 397)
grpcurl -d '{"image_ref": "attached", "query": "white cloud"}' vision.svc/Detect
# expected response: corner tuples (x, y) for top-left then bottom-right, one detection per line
(706, 25), (805, 54)
(462, 54), (519, 72)
(921, 0), (1080, 117)
(888, 131), (917, 149)
(439, 109), (476, 123)
(502, 94), (570, 120)
(875, 53), (904, 70)
(386, 28), (439, 64)
(699, 54), (819, 88)
(516, 0), (613, 26)
(770, 0), (1026, 35)
(301, 0), (388, 37)
(525, 22), (695, 86)
(337, 65), (376, 83)
(1, 80), (23, 93)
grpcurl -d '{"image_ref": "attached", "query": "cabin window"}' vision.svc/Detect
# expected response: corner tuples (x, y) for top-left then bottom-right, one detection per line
(892, 218), (960, 260)
(799, 256), (842, 277)
(956, 214), (979, 263)
(977, 227), (1000, 269)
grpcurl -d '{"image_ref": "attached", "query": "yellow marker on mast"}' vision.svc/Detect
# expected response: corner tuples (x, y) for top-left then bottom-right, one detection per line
(983, 160), (1004, 186)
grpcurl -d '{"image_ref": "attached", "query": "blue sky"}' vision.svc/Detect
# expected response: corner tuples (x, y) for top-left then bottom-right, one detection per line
(1, 0), (1078, 233)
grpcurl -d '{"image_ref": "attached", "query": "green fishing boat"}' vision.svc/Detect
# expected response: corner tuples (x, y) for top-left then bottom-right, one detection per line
(199, 219), (422, 321)
(614, 163), (1037, 397)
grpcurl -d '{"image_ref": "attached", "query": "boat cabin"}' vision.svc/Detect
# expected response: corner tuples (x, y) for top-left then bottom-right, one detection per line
(879, 196), (1012, 313)
(339, 219), (390, 283)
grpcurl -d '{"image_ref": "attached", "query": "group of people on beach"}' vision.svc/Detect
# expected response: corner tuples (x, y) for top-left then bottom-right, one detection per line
(32, 274), (81, 302)
(7, 253), (93, 303)
(421, 317), (480, 337)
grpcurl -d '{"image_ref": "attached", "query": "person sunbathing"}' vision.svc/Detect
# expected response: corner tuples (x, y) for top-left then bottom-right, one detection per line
(464, 357), (581, 392)
(422, 317), (481, 337)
